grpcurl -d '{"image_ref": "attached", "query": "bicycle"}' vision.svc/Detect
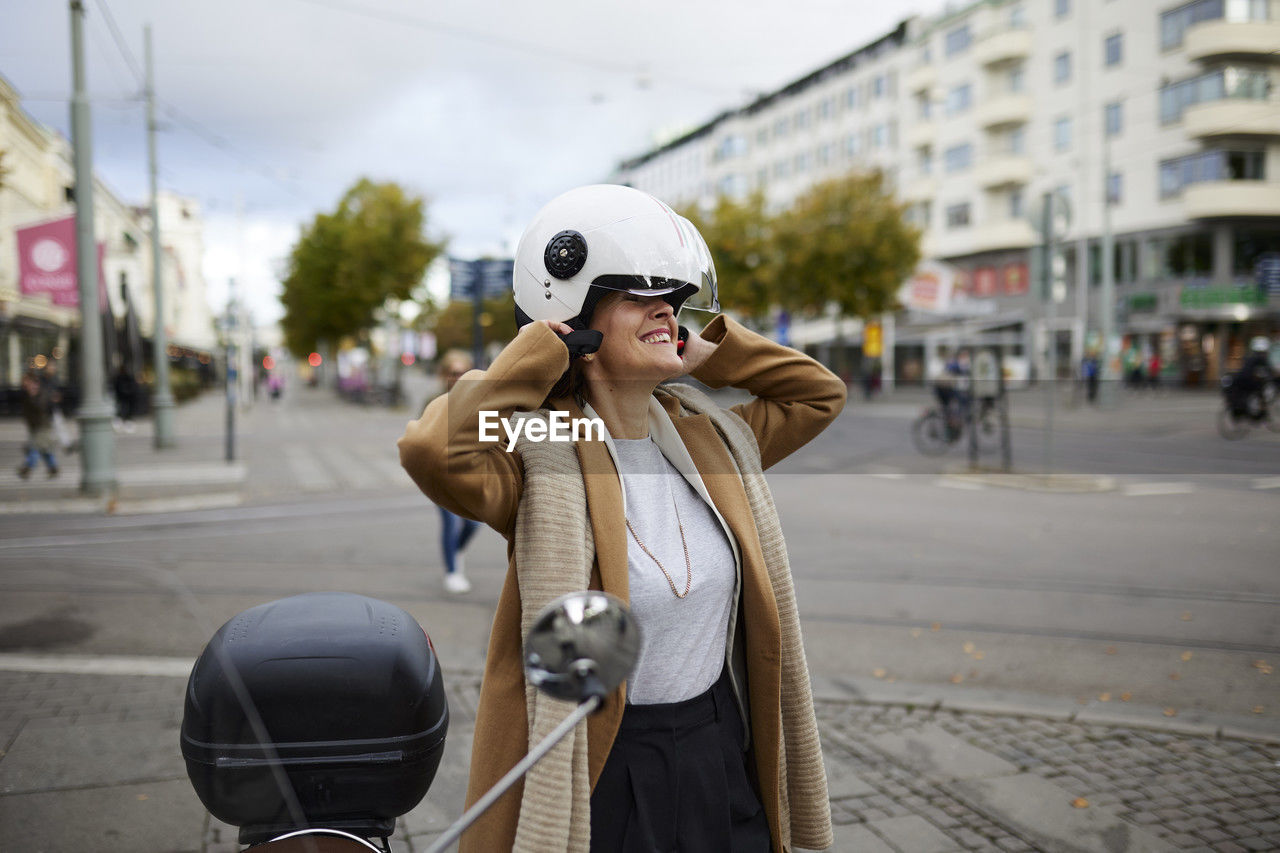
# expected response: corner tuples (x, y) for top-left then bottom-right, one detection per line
(1217, 376), (1279, 440)
(912, 394), (1001, 456)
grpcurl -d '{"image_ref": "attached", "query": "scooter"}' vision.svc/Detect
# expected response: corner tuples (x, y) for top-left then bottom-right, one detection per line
(180, 589), (640, 852)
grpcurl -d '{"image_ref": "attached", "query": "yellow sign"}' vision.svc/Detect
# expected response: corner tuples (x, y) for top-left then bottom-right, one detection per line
(863, 322), (882, 358)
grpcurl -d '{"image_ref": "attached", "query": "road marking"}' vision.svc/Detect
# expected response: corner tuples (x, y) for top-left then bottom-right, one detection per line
(0, 653), (195, 678)
(319, 446), (383, 491)
(118, 463), (245, 486)
(1123, 482), (1195, 497)
(1252, 477), (1280, 491)
(870, 472), (905, 480)
(285, 446), (337, 491)
(937, 478), (984, 490)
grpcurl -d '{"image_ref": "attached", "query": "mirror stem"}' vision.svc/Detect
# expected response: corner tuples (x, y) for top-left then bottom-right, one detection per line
(423, 695), (600, 853)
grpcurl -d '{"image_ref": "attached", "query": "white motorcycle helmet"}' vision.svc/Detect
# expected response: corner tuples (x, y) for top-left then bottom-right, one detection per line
(513, 184), (718, 330)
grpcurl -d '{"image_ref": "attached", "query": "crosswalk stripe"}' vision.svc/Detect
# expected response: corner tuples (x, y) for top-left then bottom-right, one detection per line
(937, 478), (984, 490)
(0, 652), (195, 677)
(1252, 477), (1280, 491)
(284, 446), (337, 491)
(318, 446), (383, 490)
(1123, 482), (1195, 496)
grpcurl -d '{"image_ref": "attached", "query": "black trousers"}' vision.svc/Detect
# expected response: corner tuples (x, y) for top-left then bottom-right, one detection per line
(589, 670), (771, 853)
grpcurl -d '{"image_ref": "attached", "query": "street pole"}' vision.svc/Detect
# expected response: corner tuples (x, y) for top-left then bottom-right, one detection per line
(225, 278), (236, 463)
(1041, 191), (1056, 478)
(145, 24), (176, 447)
(471, 260), (485, 370)
(1099, 135), (1117, 408)
(69, 0), (116, 496)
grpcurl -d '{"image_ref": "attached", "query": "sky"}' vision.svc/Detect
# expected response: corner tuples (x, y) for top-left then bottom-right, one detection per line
(2, 0), (946, 325)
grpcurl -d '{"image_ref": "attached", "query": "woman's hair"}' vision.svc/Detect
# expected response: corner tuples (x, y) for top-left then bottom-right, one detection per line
(546, 358), (587, 408)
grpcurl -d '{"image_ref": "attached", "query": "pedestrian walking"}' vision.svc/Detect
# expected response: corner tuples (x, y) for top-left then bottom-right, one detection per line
(16, 370), (58, 479)
(435, 350), (479, 595)
(113, 367), (138, 433)
(400, 185), (839, 853)
(1147, 350), (1162, 391)
(1082, 351), (1100, 404)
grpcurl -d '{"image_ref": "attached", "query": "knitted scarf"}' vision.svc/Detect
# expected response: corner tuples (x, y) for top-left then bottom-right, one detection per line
(511, 384), (833, 852)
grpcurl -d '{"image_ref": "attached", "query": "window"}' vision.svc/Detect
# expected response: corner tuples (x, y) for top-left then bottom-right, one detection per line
(844, 132), (861, 157)
(946, 202), (972, 228)
(794, 108), (811, 130)
(1161, 0), (1224, 50)
(773, 159), (790, 179)
(917, 145), (934, 175)
(1008, 124), (1027, 155)
(1007, 63), (1026, 93)
(774, 117), (789, 138)
(945, 83), (973, 116)
(756, 128), (769, 147)
(794, 152), (811, 173)
(1054, 0), (1070, 18)
(1159, 66), (1272, 124)
(1009, 187), (1025, 220)
(1105, 101), (1123, 137)
(818, 97), (833, 121)
(844, 85), (859, 111)
(818, 143), (833, 166)
(1106, 172), (1123, 204)
(1010, 4), (1027, 28)
(916, 92), (933, 120)
(872, 123), (890, 149)
(1104, 33), (1123, 67)
(944, 142), (973, 172)
(1054, 51), (1072, 84)
(1054, 116), (1072, 151)
(944, 24), (972, 57)
(872, 74), (888, 99)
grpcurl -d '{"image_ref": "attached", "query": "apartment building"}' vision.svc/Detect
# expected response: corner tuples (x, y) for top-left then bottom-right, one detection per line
(612, 0), (1280, 388)
(0, 73), (217, 402)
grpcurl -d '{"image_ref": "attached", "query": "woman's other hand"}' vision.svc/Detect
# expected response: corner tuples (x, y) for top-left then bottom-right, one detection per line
(540, 319), (576, 337)
(679, 325), (717, 375)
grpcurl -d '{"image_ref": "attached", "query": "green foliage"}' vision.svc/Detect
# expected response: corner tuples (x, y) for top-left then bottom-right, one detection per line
(685, 171), (919, 323)
(774, 171), (920, 318)
(280, 178), (446, 357)
(682, 190), (777, 321)
(426, 292), (519, 355)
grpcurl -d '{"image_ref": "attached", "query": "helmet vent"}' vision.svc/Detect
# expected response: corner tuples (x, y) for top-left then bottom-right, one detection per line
(544, 230), (588, 279)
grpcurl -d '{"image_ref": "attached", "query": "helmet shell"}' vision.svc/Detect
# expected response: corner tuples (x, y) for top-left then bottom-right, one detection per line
(513, 185), (709, 327)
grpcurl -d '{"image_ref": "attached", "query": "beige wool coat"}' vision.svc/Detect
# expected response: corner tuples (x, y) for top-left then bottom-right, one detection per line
(398, 315), (845, 852)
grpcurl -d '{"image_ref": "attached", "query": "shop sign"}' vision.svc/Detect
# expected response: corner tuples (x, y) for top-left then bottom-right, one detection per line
(863, 322), (882, 358)
(1128, 293), (1158, 313)
(1002, 262), (1029, 296)
(1179, 286), (1266, 309)
(15, 216), (107, 308)
(974, 267), (998, 297)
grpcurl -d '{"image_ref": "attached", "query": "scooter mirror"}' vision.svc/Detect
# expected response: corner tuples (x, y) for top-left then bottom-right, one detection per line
(523, 591), (641, 703)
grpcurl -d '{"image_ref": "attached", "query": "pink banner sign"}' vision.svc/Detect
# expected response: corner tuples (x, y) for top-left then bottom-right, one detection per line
(16, 215), (107, 309)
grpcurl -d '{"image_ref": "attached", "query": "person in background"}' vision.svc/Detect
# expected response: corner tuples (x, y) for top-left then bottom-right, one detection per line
(1081, 351), (1100, 404)
(113, 366), (138, 433)
(435, 350), (480, 594)
(17, 370), (58, 479)
(1147, 349), (1162, 392)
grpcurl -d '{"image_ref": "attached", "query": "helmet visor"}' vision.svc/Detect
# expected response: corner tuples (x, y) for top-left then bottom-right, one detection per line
(587, 215), (719, 315)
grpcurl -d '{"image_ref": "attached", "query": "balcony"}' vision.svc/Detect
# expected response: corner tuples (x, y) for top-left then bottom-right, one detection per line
(905, 63), (936, 94)
(974, 154), (1032, 187)
(902, 177), (937, 202)
(973, 29), (1032, 67)
(1184, 181), (1280, 218)
(975, 94), (1032, 129)
(971, 219), (1039, 253)
(904, 120), (937, 148)
(1184, 99), (1280, 138)
(1185, 21), (1280, 63)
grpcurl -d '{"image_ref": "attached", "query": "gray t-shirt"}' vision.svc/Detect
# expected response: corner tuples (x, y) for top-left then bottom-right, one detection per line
(612, 437), (736, 705)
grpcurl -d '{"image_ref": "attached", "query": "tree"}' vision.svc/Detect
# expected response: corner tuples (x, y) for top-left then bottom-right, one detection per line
(422, 291), (519, 357)
(772, 171), (920, 319)
(280, 178), (446, 357)
(682, 190), (778, 324)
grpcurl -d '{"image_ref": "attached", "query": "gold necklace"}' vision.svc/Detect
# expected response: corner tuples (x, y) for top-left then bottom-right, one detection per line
(625, 478), (692, 599)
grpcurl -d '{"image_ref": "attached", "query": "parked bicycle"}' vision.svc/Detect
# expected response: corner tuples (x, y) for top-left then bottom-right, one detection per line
(912, 395), (1001, 456)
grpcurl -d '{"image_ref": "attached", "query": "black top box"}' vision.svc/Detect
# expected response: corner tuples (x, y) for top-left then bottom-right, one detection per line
(180, 592), (448, 844)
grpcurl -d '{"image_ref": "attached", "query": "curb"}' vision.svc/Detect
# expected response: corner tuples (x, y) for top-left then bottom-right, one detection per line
(811, 674), (1280, 745)
(943, 470), (1118, 493)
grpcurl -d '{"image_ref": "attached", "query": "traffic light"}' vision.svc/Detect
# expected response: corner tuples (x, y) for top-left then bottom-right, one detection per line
(308, 352), (322, 368)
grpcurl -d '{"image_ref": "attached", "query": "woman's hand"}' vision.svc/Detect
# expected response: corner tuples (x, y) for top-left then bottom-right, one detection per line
(539, 319), (576, 336)
(679, 325), (717, 375)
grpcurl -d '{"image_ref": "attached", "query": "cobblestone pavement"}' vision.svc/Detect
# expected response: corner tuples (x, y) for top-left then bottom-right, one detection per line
(2, 666), (1278, 852)
(815, 700), (1280, 852)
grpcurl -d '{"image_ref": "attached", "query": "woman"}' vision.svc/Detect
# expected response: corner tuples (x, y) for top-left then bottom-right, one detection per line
(400, 185), (841, 852)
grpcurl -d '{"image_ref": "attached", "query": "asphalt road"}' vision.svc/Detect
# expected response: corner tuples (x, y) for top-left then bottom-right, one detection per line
(1, 377), (1276, 725)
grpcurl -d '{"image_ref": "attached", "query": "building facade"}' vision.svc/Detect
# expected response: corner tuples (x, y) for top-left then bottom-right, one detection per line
(612, 0), (1280, 388)
(0, 74), (217, 405)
